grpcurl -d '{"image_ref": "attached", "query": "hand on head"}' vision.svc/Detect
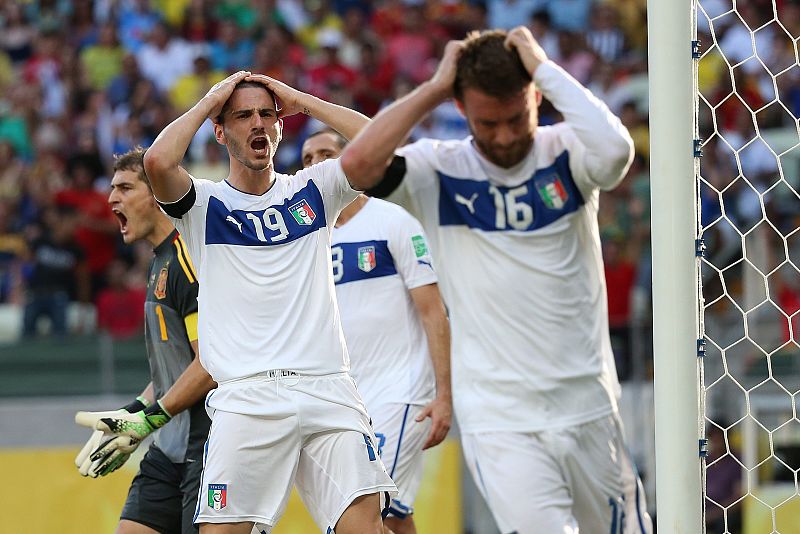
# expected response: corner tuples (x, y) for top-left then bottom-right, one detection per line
(243, 74), (307, 119)
(504, 26), (548, 76)
(204, 70), (251, 122)
(428, 39), (466, 101)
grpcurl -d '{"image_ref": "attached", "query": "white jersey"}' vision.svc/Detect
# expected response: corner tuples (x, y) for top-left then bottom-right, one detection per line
(390, 61), (634, 433)
(331, 198), (437, 407)
(169, 158), (359, 384)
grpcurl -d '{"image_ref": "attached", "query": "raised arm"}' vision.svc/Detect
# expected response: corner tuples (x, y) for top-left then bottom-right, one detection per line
(340, 41), (465, 191)
(143, 70), (251, 202)
(506, 26), (633, 189)
(245, 74), (370, 141)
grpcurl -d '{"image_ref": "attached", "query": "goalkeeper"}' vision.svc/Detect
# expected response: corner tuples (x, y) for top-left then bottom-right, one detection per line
(74, 147), (215, 534)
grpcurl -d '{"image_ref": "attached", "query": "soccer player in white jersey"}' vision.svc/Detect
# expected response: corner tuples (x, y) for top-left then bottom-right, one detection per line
(302, 130), (452, 534)
(341, 27), (654, 534)
(135, 70), (437, 533)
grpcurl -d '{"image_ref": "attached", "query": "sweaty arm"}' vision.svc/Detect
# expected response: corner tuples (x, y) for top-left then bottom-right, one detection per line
(144, 70), (251, 205)
(340, 41), (464, 191)
(410, 283), (452, 449)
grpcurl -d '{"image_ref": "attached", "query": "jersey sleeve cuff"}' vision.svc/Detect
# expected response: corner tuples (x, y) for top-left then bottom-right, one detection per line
(157, 181), (196, 218)
(405, 274), (438, 290)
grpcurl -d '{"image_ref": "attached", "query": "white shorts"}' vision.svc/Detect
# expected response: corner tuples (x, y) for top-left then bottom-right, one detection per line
(193, 372), (397, 532)
(369, 403), (431, 519)
(461, 413), (652, 534)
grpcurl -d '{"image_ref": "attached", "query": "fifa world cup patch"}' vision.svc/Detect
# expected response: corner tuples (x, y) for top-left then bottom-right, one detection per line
(289, 199), (316, 225)
(208, 484), (227, 510)
(535, 173), (569, 210)
(154, 265), (169, 299)
(411, 235), (428, 258)
(357, 246), (377, 272)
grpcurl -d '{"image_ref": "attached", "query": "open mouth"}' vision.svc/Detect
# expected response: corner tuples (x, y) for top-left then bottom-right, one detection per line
(250, 136), (268, 155)
(112, 209), (128, 234)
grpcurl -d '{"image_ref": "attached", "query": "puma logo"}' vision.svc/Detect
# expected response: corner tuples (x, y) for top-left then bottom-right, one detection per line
(455, 192), (478, 214)
(226, 215), (243, 233)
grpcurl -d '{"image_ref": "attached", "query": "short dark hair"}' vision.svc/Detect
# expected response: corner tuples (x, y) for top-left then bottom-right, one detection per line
(113, 146), (150, 191)
(454, 30), (533, 101)
(306, 128), (347, 149)
(216, 81), (279, 124)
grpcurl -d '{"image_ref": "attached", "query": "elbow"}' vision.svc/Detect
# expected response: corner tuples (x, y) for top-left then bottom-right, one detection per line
(598, 131), (635, 190)
(143, 149), (164, 183)
(340, 147), (387, 191)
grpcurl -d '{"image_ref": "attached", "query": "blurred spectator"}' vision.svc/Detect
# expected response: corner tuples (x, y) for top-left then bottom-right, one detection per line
(307, 29), (358, 100)
(208, 19), (255, 71)
(107, 53), (144, 109)
(556, 31), (595, 85)
(297, 0), (343, 50)
(604, 233), (637, 380)
(0, 201), (28, 304)
(95, 258), (146, 339)
(117, 0), (161, 53)
(80, 22), (125, 90)
(0, 2), (36, 63)
(67, 0), (100, 51)
(353, 41), (396, 117)
(187, 138), (229, 181)
(705, 424), (743, 533)
(619, 100), (649, 161)
(586, 4), (625, 63)
(386, 2), (442, 84)
(23, 205), (90, 337)
(55, 157), (117, 296)
(0, 86), (35, 159)
(338, 6), (373, 68)
(170, 54), (227, 112)
(528, 10), (560, 60)
(135, 21), (196, 92)
(604, 0), (647, 55)
(22, 31), (67, 119)
(546, 0), (593, 31)
(0, 141), (24, 203)
(487, 0), (544, 30)
(182, 0), (219, 42)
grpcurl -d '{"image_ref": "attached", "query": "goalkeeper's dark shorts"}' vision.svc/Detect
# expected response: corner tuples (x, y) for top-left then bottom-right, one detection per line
(120, 445), (203, 534)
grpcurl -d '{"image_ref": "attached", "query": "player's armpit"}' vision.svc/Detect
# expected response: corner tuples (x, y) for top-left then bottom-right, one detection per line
(366, 155), (407, 199)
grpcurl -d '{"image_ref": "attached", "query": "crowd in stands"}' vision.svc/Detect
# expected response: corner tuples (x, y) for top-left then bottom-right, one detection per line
(0, 0), (797, 377)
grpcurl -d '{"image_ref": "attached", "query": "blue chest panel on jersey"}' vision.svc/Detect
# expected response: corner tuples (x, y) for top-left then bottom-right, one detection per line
(331, 240), (397, 285)
(437, 150), (584, 232)
(205, 181), (327, 246)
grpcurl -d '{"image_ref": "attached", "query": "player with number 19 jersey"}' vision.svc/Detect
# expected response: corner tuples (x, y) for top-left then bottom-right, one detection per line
(169, 158), (354, 387)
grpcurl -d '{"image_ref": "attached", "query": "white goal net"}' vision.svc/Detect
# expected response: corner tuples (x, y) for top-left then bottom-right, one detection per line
(696, 0), (800, 532)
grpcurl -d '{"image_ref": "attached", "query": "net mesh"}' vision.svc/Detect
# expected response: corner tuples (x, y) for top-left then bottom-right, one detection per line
(696, 1), (800, 532)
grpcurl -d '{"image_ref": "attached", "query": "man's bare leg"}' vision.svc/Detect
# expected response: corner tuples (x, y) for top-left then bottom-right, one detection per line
(199, 521), (254, 534)
(115, 520), (160, 534)
(384, 516), (416, 534)
(335, 493), (384, 534)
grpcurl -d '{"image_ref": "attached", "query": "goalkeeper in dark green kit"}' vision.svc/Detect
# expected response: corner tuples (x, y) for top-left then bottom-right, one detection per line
(74, 147), (216, 534)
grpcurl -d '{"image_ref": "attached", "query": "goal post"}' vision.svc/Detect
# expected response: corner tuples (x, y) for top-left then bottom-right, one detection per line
(648, 0), (704, 532)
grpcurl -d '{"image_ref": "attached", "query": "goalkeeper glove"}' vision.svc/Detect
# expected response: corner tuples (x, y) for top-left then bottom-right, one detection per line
(74, 396), (150, 478)
(75, 400), (172, 478)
